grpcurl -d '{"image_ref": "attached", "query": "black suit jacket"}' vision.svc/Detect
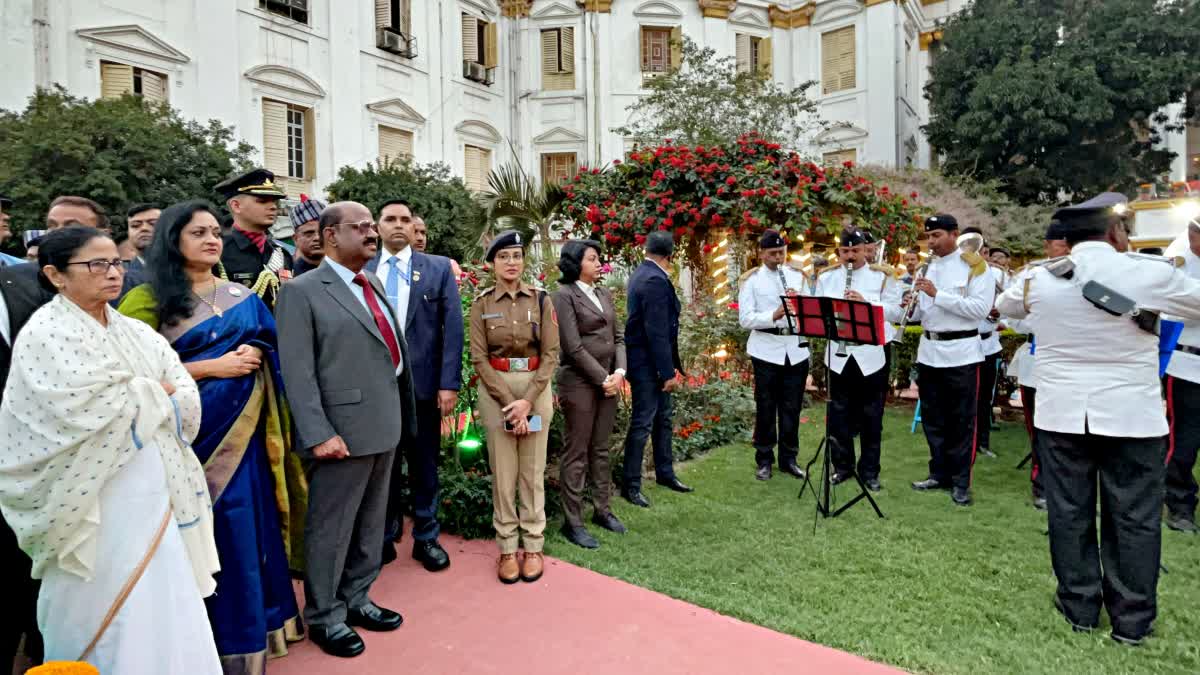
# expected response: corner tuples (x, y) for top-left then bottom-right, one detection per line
(0, 264), (54, 400)
(624, 260), (682, 383)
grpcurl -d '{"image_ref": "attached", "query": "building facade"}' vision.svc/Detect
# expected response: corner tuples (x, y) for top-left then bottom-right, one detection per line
(0, 0), (1195, 204)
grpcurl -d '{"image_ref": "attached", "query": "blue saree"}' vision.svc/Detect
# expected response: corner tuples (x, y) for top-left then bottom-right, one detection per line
(118, 281), (306, 674)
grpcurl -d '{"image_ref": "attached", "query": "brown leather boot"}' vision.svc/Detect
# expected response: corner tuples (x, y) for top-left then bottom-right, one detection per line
(520, 551), (544, 582)
(497, 553), (520, 584)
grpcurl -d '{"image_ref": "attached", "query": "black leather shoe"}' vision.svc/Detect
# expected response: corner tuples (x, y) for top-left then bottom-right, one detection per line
(347, 602), (403, 632)
(979, 447), (997, 459)
(1033, 496), (1048, 511)
(1111, 626), (1154, 646)
(831, 471), (853, 486)
(622, 490), (650, 508)
(412, 540), (451, 571)
(1165, 512), (1198, 533)
(311, 623), (365, 658)
(592, 511), (627, 534)
(780, 462), (806, 479)
(911, 478), (948, 491)
(561, 523), (600, 549)
(1054, 595), (1097, 633)
(381, 541), (397, 565)
(755, 465), (772, 481)
(951, 487), (973, 506)
(656, 477), (694, 493)
(864, 477), (882, 492)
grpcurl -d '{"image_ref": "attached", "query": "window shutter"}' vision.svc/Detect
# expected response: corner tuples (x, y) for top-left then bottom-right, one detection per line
(822, 149), (857, 166)
(379, 126), (413, 164)
(100, 62), (134, 99)
(399, 0), (412, 35)
(479, 148), (493, 189)
(303, 106), (316, 181)
(375, 0), (390, 30)
(561, 27), (575, 74)
(465, 146), (480, 192)
(758, 37), (773, 77)
(822, 26), (856, 94)
(735, 34), (750, 74)
(140, 70), (167, 103)
(669, 26), (682, 69)
(484, 21), (499, 68)
(541, 29), (558, 76)
(262, 99), (290, 182)
(462, 14), (478, 63)
(640, 28), (650, 71)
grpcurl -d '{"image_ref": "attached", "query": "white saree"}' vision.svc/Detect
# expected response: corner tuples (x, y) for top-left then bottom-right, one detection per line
(0, 296), (221, 673)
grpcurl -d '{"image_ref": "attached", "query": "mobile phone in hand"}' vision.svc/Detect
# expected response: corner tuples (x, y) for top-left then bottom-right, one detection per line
(503, 415), (543, 432)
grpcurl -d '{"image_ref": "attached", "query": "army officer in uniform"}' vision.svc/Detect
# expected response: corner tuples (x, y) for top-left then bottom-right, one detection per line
(215, 169), (294, 308)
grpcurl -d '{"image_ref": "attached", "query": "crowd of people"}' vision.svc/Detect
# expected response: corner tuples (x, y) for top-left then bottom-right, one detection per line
(0, 167), (1197, 673)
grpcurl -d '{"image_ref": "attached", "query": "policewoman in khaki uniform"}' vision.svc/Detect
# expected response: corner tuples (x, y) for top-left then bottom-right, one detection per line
(469, 231), (560, 584)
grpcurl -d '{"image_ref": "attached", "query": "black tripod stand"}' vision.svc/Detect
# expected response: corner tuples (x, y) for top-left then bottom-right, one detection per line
(781, 294), (886, 525)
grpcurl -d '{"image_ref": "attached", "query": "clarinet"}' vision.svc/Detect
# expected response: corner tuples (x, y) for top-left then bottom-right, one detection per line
(835, 264), (854, 357)
(777, 267), (792, 335)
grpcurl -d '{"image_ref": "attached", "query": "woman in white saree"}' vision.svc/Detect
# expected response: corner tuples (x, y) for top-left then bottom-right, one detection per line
(0, 228), (221, 674)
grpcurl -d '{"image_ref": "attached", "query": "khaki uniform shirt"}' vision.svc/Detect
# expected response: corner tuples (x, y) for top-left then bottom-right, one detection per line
(469, 283), (560, 406)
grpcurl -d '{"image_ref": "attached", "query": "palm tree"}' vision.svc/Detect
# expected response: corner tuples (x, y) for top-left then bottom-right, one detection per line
(479, 161), (566, 272)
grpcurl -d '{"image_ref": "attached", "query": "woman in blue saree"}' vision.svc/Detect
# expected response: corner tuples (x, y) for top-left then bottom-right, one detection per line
(118, 201), (306, 674)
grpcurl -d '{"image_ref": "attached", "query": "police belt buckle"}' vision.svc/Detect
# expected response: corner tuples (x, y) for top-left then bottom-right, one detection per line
(509, 357), (531, 372)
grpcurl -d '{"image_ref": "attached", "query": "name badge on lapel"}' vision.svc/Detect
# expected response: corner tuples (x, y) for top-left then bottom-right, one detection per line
(481, 312), (503, 320)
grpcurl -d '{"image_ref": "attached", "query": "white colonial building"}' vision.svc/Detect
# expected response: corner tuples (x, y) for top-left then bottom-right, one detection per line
(1, 0), (1196, 203)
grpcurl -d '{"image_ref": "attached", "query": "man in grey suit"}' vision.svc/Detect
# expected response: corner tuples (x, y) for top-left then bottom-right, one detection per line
(276, 201), (417, 659)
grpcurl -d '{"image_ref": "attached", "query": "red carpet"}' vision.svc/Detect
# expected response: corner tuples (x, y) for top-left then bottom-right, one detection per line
(272, 534), (901, 674)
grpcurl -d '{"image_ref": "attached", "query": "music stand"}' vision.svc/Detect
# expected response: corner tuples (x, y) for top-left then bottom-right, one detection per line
(780, 293), (887, 523)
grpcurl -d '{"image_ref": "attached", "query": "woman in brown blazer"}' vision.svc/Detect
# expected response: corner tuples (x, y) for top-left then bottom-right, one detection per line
(552, 240), (628, 549)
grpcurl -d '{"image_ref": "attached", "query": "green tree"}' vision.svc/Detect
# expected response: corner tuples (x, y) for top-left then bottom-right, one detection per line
(325, 157), (486, 263)
(0, 87), (254, 237)
(478, 162), (565, 277)
(616, 36), (825, 148)
(924, 0), (1199, 205)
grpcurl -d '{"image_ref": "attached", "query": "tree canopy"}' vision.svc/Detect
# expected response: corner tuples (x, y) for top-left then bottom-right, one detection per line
(616, 37), (825, 149)
(924, 0), (1199, 205)
(0, 88), (254, 237)
(325, 157), (486, 263)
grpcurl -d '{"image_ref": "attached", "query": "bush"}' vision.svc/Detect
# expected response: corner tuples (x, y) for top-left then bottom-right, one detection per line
(436, 466), (494, 540)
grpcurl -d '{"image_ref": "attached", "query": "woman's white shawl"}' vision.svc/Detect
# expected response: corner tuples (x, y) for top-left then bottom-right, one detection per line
(0, 295), (219, 596)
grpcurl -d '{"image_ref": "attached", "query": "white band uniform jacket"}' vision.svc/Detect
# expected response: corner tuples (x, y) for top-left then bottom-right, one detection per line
(737, 264), (810, 366)
(906, 249), (995, 368)
(813, 263), (904, 376)
(1165, 248), (1200, 385)
(979, 266), (1008, 357)
(997, 241), (1200, 438)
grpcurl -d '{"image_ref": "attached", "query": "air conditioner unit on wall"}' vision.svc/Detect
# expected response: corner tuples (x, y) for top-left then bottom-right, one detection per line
(377, 27), (416, 58)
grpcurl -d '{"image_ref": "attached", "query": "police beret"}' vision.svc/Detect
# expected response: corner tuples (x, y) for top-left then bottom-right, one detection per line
(0, 195), (12, 210)
(290, 195), (326, 228)
(215, 168), (287, 201)
(925, 214), (958, 232)
(645, 230), (675, 257)
(841, 228), (868, 246)
(759, 229), (786, 249)
(485, 229), (525, 262)
(1044, 220), (1069, 241)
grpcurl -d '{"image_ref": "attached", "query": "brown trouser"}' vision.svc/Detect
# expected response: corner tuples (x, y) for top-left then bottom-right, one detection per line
(477, 371), (554, 554)
(558, 376), (618, 527)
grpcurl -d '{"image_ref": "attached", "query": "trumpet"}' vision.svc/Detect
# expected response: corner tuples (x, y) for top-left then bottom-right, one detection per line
(897, 232), (985, 332)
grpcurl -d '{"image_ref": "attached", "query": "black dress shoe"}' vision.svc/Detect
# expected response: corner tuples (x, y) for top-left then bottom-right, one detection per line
(1053, 595), (1097, 633)
(1165, 512), (1198, 533)
(381, 541), (397, 565)
(864, 477), (882, 492)
(347, 602), (403, 632)
(830, 471), (853, 486)
(755, 465), (772, 481)
(561, 523), (600, 549)
(1033, 496), (1048, 511)
(780, 462), (806, 479)
(951, 487), (973, 506)
(592, 511), (627, 534)
(412, 540), (451, 571)
(311, 623), (365, 658)
(911, 478), (948, 491)
(622, 490), (650, 508)
(656, 477), (694, 493)
(979, 447), (997, 459)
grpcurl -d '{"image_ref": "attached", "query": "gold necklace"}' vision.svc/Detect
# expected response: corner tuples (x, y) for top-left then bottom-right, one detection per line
(194, 277), (223, 318)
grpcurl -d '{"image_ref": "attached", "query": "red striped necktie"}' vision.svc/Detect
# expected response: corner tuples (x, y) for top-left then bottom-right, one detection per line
(353, 272), (401, 368)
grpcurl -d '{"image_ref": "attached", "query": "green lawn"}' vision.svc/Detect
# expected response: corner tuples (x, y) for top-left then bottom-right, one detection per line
(546, 404), (1200, 675)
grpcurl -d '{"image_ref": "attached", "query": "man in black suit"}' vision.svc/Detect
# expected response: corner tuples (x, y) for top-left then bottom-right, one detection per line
(0, 256), (54, 673)
(366, 200), (464, 571)
(621, 231), (692, 507)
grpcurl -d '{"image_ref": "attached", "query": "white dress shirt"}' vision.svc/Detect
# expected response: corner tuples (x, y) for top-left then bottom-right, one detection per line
(326, 257), (404, 375)
(575, 280), (604, 312)
(374, 245), (413, 335)
(813, 263), (903, 376)
(906, 249), (994, 368)
(1165, 248), (1200, 384)
(0, 289), (10, 346)
(978, 266), (1006, 357)
(998, 241), (1200, 437)
(737, 264), (810, 366)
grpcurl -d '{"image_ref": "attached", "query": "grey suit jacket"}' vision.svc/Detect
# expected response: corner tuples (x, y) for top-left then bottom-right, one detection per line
(276, 261), (418, 459)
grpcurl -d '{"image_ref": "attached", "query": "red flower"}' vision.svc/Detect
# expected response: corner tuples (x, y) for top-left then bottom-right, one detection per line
(727, 302), (739, 310)
(726, 176), (737, 186)
(635, 234), (647, 245)
(612, 159), (622, 165)
(701, 196), (712, 207)
(712, 214), (723, 225)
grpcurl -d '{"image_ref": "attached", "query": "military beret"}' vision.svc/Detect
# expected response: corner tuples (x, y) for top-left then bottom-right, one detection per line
(1044, 220), (1069, 241)
(759, 229), (786, 249)
(215, 168), (287, 201)
(290, 194), (326, 228)
(645, 230), (675, 257)
(0, 195), (12, 210)
(860, 230), (878, 244)
(841, 228), (868, 246)
(989, 246), (1009, 257)
(485, 229), (525, 262)
(925, 214), (958, 232)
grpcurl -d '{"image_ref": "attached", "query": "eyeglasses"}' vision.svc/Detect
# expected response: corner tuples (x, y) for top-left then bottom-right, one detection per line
(66, 258), (127, 274)
(339, 220), (378, 233)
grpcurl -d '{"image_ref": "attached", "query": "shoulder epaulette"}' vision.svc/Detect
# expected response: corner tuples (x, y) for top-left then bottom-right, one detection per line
(738, 267), (757, 285)
(818, 263), (843, 276)
(475, 286), (495, 300)
(1173, 256), (1186, 268)
(962, 251), (988, 278)
(869, 263), (895, 276)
